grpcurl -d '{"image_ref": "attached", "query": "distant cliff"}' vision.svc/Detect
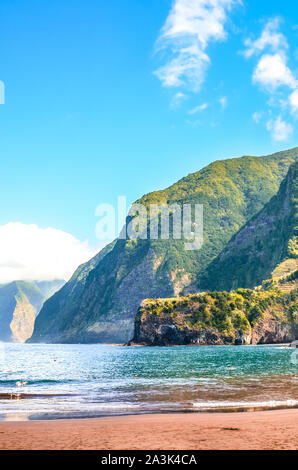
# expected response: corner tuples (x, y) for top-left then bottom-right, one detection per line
(0, 280), (64, 342)
(30, 148), (298, 344)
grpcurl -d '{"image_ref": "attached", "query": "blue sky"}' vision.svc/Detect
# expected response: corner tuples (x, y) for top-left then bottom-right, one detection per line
(0, 0), (298, 281)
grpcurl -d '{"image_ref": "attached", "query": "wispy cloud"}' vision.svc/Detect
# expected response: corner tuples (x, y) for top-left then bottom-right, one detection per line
(252, 111), (263, 123)
(244, 18), (296, 91)
(188, 102), (208, 114)
(266, 116), (293, 142)
(243, 18), (288, 58)
(218, 96), (227, 109)
(244, 17), (297, 141)
(170, 91), (188, 109)
(154, 0), (239, 92)
(289, 89), (298, 113)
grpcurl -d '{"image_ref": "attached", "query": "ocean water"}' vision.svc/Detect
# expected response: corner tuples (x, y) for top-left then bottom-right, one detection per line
(0, 343), (297, 421)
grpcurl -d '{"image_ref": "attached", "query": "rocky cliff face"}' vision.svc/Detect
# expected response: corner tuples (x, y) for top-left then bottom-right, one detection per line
(251, 313), (295, 345)
(30, 148), (298, 344)
(0, 280), (64, 342)
(31, 245), (175, 343)
(201, 162), (298, 291)
(9, 294), (36, 343)
(128, 162), (298, 347)
(128, 288), (297, 346)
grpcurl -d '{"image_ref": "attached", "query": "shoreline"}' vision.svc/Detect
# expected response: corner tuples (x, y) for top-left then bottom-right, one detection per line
(1, 401), (298, 421)
(1, 395), (298, 422)
(125, 342), (292, 347)
(0, 409), (297, 450)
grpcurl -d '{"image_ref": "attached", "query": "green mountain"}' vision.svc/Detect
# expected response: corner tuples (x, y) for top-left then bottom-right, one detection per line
(201, 161), (298, 291)
(128, 162), (298, 347)
(30, 148), (298, 344)
(0, 279), (65, 342)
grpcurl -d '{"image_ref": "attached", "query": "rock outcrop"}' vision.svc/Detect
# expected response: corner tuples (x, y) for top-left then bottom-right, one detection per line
(127, 288), (297, 346)
(251, 313), (296, 344)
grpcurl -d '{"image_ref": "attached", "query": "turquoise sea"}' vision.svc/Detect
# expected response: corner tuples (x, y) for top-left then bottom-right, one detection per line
(0, 343), (297, 421)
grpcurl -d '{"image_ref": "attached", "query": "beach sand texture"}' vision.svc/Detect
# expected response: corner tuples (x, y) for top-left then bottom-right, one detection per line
(0, 409), (297, 450)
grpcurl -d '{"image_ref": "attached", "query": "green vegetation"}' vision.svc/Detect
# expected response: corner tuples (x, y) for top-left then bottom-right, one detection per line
(30, 148), (298, 344)
(141, 286), (296, 340)
(201, 162), (298, 291)
(140, 151), (298, 280)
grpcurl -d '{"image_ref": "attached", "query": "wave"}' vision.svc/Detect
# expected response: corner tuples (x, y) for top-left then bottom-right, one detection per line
(0, 379), (73, 385)
(86, 404), (140, 409)
(192, 399), (298, 412)
(0, 392), (75, 400)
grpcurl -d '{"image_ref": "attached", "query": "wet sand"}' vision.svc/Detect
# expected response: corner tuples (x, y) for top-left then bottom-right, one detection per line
(0, 409), (297, 450)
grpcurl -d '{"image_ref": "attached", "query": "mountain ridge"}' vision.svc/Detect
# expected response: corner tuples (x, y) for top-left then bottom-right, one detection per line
(200, 161), (298, 291)
(0, 279), (65, 342)
(30, 147), (298, 344)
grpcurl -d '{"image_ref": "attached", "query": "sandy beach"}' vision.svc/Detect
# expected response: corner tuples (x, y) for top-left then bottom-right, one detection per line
(0, 409), (297, 450)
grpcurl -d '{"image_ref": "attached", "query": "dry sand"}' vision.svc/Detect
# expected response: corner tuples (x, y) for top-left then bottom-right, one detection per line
(0, 409), (297, 450)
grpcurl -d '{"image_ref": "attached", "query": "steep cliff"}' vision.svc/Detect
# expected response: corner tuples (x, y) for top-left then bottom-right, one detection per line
(30, 148), (298, 344)
(0, 280), (64, 342)
(128, 162), (298, 347)
(201, 162), (298, 291)
(128, 287), (297, 346)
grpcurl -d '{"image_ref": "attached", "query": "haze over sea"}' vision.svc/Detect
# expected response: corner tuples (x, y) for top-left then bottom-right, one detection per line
(0, 343), (297, 421)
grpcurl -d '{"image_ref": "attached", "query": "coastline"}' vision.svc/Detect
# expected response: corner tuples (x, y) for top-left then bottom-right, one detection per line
(125, 342), (292, 347)
(0, 409), (297, 450)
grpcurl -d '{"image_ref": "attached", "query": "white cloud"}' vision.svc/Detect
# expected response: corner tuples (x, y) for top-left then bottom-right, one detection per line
(252, 111), (263, 123)
(244, 19), (297, 91)
(244, 18), (288, 58)
(170, 91), (188, 109)
(188, 102), (208, 114)
(253, 53), (297, 90)
(266, 116), (293, 141)
(244, 18), (298, 139)
(289, 89), (298, 113)
(219, 96), (227, 109)
(154, 0), (239, 92)
(0, 223), (99, 284)
(185, 119), (203, 128)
